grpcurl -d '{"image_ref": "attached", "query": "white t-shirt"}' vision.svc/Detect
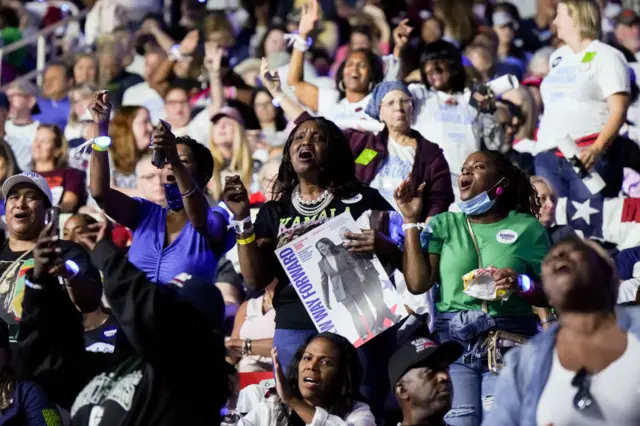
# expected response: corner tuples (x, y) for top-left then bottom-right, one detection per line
(409, 84), (480, 183)
(122, 82), (165, 125)
(537, 332), (640, 426)
(537, 40), (630, 153)
(5, 120), (39, 171)
(317, 87), (373, 123)
(172, 109), (211, 146)
(369, 136), (415, 212)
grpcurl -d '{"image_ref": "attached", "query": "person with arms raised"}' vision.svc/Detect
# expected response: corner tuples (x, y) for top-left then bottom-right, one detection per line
(398, 150), (551, 426)
(17, 215), (232, 425)
(87, 91), (235, 284)
(223, 94), (400, 415)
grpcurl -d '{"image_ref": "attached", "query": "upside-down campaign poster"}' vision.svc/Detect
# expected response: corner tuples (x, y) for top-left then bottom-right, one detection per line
(275, 212), (407, 347)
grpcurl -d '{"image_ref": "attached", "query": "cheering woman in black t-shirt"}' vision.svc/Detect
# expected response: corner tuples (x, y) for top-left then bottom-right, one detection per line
(222, 112), (401, 416)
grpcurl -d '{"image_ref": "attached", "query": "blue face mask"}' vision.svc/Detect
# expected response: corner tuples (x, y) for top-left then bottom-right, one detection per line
(164, 183), (184, 211)
(457, 178), (505, 216)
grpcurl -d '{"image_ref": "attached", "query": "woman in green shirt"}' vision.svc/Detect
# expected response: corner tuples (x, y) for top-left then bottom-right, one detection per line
(396, 150), (550, 426)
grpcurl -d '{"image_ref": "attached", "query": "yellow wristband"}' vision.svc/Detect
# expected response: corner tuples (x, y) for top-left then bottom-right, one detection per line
(92, 143), (109, 152)
(237, 233), (256, 245)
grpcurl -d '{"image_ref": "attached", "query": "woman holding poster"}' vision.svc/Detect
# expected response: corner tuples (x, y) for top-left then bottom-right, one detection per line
(316, 238), (375, 342)
(222, 76), (402, 415)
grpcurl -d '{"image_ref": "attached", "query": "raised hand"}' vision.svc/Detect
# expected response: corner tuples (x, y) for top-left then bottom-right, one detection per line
(260, 57), (282, 96)
(394, 173), (425, 222)
(272, 348), (295, 405)
(393, 19), (413, 52)
(204, 41), (224, 74)
(88, 90), (111, 127)
(298, 0), (319, 39)
(222, 175), (250, 220)
(76, 213), (113, 252)
(151, 124), (179, 165)
(180, 29), (200, 56)
(33, 222), (62, 280)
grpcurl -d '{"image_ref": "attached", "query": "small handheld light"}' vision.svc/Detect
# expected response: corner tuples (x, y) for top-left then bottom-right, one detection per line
(518, 274), (534, 295)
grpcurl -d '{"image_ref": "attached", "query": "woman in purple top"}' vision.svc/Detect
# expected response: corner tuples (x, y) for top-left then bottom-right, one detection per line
(87, 91), (235, 284)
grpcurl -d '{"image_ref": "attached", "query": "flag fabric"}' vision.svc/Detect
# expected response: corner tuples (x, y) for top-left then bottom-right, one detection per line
(556, 196), (640, 249)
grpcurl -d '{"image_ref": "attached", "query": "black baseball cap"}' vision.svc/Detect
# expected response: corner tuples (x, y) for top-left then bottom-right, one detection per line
(388, 337), (463, 386)
(615, 9), (640, 27)
(168, 273), (225, 331)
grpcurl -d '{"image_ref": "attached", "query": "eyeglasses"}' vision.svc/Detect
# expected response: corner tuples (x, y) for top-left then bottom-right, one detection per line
(380, 98), (412, 109)
(571, 368), (603, 419)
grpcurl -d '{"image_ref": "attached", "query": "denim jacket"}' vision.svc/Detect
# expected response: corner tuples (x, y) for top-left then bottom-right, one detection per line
(483, 306), (640, 426)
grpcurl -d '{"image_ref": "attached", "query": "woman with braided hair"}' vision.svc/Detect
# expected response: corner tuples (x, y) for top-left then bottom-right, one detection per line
(396, 150), (551, 426)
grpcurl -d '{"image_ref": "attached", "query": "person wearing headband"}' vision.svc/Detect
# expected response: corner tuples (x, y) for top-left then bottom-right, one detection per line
(396, 150), (550, 426)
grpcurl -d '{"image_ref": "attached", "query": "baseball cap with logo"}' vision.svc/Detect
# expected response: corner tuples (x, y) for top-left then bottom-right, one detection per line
(2, 172), (53, 206)
(615, 9), (640, 26)
(388, 337), (463, 386)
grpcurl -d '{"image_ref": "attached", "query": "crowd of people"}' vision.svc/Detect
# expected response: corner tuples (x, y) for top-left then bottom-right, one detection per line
(0, 0), (640, 425)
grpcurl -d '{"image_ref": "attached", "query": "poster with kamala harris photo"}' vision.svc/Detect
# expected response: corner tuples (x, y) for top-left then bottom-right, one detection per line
(275, 212), (407, 348)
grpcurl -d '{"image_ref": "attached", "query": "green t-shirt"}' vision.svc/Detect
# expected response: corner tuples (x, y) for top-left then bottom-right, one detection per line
(423, 210), (550, 316)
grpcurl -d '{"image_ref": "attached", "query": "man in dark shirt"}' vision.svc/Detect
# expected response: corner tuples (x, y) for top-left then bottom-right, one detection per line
(389, 338), (463, 426)
(517, 0), (557, 53)
(0, 171), (102, 341)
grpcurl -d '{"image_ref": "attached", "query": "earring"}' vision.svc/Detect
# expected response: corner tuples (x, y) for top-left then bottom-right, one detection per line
(368, 81), (373, 91)
(339, 81), (345, 92)
(495, 187), (504, 195)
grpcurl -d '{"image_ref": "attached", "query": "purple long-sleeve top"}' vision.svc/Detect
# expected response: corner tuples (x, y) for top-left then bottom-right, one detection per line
(127, 198), (235, 285)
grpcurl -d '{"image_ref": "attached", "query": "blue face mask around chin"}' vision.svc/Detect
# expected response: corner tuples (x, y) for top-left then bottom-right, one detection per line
(456, 178), (505, 216)
(164, 183), (184, 211)
(457, 191), (496, 216)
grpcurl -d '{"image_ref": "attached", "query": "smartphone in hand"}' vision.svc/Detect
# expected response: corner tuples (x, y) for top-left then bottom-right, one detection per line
(158, 119), (172, 132)
(45, 207), (61, 237)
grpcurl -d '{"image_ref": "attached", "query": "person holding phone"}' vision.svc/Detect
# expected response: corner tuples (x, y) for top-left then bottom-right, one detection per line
(17, 214), (232, 425)
(88, 91), (237, 285)
(0, 171), (102, 342)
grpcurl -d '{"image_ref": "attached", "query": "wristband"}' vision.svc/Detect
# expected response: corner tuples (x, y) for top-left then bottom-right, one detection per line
(24, 278), (44, 291)
(227, 216), (253, 234)
(402, 223), (427, 232)
(284, 33), (311, 52)
(272, 93), (284, 107)
(237, 233), (256, 245)
(242, 339), (252, 356)
(91, 136), (112, 152)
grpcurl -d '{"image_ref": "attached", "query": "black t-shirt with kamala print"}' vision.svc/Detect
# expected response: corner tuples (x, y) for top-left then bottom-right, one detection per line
(254, 186), (393, 330)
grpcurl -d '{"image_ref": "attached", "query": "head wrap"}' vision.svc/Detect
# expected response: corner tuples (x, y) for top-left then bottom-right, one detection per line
(364, 81), (412, 121)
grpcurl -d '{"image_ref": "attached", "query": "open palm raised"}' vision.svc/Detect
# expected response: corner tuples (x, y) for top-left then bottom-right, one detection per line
(394, 173), (425, 221)
(298, 0), (319, 38)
